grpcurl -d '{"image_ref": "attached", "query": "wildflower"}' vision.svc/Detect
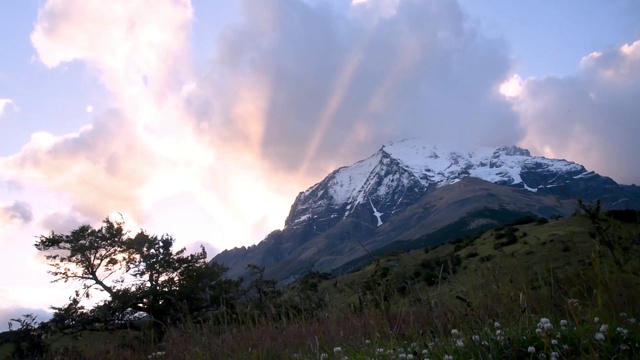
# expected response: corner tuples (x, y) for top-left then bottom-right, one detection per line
(376, 348), (385, 355)
(495, 330), (503, 336)
(559, 319), (568, 327)
(422, 349), (429, 355)
(617, 327), (629, 336)
(443, 355), (453, 360)
(629, 318), (637, 324)
(455, 339), (464, 348)
(472, 335), (480, 342)
(568, 299), (579, 307)
(320, 354), (328, 360)
(407, 355), (414, 360)
(494, 321), (501, 328)
(551, 339), (558, 345)
(538, 318), (553, 331)
(594, 332), (605, 341)
(550, 352), (559, 360)
(536, 328), (543, 335)
(599, 324), (609, 333)
(399, 354), (407, 360)
(451, 329), (460, 337)
(620, 312), (628, 318)
(334, 347), (342, 354)
(594, 317), (600, 324)
(365, 339), (371, 345)
(527, 346), (536, 353)
(147, 352), (166, 359)
(621, 344), (630, 350)
(481, 341), (489, 347)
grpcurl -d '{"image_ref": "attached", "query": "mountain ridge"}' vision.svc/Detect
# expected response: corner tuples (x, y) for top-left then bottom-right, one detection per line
(213, 139), (640, 281)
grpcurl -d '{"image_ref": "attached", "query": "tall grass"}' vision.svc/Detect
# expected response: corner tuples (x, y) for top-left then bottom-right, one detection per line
(7, 214), (640, 359)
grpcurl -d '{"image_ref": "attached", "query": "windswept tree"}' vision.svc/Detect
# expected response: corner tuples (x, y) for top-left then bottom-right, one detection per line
(35, 217), (240, 333)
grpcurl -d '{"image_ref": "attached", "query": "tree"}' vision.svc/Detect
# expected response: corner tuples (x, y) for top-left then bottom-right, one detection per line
(35, 217), (239, 334)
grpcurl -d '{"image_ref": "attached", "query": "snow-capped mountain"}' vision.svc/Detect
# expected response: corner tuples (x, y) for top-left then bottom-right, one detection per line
(214, 139), (640, 281)
(285, 139), (624, 231)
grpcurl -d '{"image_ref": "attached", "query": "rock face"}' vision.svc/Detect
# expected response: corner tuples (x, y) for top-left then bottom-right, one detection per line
(213, 139), (640, 281)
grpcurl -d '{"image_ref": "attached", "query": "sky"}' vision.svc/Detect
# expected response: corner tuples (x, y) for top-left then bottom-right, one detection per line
(0, 0), (639, 329)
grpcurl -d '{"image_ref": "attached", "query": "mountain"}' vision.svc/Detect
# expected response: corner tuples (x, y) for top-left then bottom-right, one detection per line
(213, 139), (640, 281)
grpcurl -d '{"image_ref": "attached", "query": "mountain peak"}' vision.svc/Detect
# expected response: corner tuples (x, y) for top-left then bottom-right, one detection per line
(285, 139), (603, 230)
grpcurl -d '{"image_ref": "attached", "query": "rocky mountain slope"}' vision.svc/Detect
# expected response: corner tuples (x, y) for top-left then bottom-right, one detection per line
(213, 139), (640, 281)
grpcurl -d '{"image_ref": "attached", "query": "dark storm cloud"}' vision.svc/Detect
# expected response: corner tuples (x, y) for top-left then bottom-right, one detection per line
(0, 201), (33, 224)
(189, 0), (521, 178)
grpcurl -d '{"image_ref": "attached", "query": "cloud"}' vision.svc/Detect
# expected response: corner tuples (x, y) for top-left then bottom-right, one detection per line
(0, 0), (295, 254)
(0, 201), (33, 224)
(0, 98), (15, 118)
(1, 110), (161, 219)
(516, 40), (640, 185)
(30, 0), (193, 96)
(188, 0), (522, 179)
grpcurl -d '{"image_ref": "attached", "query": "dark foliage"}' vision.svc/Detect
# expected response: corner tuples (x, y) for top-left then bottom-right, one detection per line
(34, 218), (241, 337)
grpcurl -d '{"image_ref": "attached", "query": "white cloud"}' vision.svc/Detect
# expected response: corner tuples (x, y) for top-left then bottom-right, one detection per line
(0, 98), (15, 118)
(499, 74), (523, 98)
(2, 0), (295, 256)
(517, 40), (640, 184)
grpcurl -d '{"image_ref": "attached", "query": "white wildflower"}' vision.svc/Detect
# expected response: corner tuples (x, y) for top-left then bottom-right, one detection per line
(617, 327), (629, 336)
(422, 349), (429, 355)
(496, 330), (503, 336)
(559, 320), (568, 327)
(629, 318), (637, 324)
(407, 355), (414, 360)
(599, 324), (609, 333)
(334, 347), (342, 354)
(527, 346), (535, 353)
(455, 339), (464, 348)
(472, 335), (480, 342)
(551, 339), (558, 345)
(365, 339), (371, 345)
(538, 318), (553, 331)
(376, 348), (385, 355)
(550, 352), (559, 360)
(481, 341), (489, 347)
(443, 355), (453, 360)
(494, 321), (501, 328)
(594, 317), (600, 324)
(450, 329), (460, 337)
(594, 332), (605, 341)
(320, 354), (328, 360)
(620, 312), (627, 318)
(399, 354), (407, 360)
(536, 328), (543, 335)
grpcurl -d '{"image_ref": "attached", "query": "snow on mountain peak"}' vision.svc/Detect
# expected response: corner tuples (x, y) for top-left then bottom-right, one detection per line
(285, 138), (589, 228)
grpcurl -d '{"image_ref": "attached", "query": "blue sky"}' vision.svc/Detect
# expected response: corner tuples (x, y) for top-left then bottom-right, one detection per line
(0, 0), (639, 329)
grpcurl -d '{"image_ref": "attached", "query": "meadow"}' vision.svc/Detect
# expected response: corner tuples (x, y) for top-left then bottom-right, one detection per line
(2, 209), (639, 359)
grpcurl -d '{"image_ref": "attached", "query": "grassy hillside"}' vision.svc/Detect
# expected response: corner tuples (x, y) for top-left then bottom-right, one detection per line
(2, 211), (639, 359)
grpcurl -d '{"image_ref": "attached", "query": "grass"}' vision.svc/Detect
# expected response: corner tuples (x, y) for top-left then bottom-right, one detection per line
(2, 212), (639, 359)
